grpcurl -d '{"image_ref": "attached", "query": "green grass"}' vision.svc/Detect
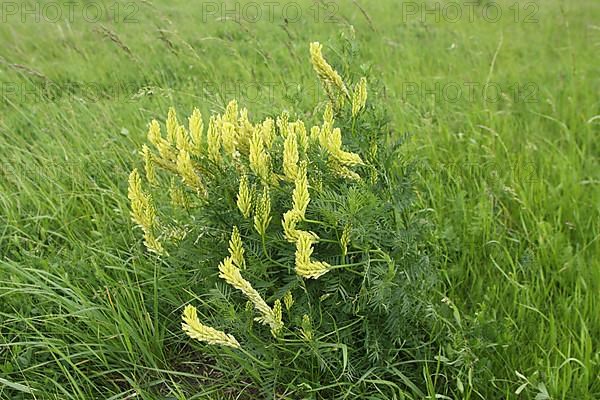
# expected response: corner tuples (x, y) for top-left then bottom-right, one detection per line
(1, 0), (598, 398)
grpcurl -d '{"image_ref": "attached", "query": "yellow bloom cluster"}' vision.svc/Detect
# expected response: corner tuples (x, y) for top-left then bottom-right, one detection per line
(249, 128), (271, 182)
(281, 162), (331, 279)
(176, 149), (206, 195)
(352, 77), (368, 117)
(237, 175), (253, 218)
(188, 108), (204, 154)
(219, 256), (283, 336)
(253, 186), (272, 237)
(228, 226), (245, 269)
(300, 314), (313, 341)
(295, 231), (331, 279)
(316, 105), (364, 180)
(182, 305), (240, 348)
(282, 129), (299, 181)
(127, 169), (164, 254)
(310, 42), (350, 107)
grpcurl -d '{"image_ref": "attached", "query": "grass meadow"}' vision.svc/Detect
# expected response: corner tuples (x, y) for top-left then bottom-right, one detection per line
(0, 0), (598, 398)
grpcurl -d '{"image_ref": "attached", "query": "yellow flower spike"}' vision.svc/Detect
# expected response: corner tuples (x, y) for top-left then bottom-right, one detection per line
(301, 314), (313, 341)
(218, 256), (283, 335)
(319, 104), (334, 150)
(229, 226), (245, 269)
(328, 126), (342, 151)
(295, 231), (315, 266)
(207, 116), (222, 163)
(352, 77), (368, 117)
(237, 175), (253, 219)
(148, 119), (175, 162)
(310, 125), (321, 143)
(272, 300), (283, 335)
(295, 231), (331, 279)
(147, 119), (162, 146)
(176, 149), (206, 196)
(141, 145), (156, 185)
(335, 150), (364, 167)
(340, 223), (352, 257)
(329, 128), (364, 166)
(294, 121), (309, 152)
(297, 260), (331, 280)
(175, 125), (192, 153)
(224, 99), (238, 125)
(283, 291), (294, 311)
(182, 305), (240, 348)
(237, 108), (254, 151)
(292, 161), (310, 218)
(128, 169), (153, 231)
(253, 186), (272, 237)
(249, 128), (271, 182)
(323, 102), (334, 127)
(277, 111), (290, 138)
(221, 121), (237, 156)
(261, 118), (275, 149)
(309, 42), (350, 106)
(128, 169), (164, 255)
(332, 163), (362, 181)
(282, 210), (301, 243)
(283, 129), (299, 181)
(188, 108), (204, 155)
(166, 107), (178, 144)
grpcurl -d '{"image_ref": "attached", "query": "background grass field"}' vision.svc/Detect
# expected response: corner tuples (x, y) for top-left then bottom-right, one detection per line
(0, 0), (598, 398)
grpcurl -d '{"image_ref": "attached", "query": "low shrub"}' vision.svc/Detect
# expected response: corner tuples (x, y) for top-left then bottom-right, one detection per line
(128, 41), (475, 399)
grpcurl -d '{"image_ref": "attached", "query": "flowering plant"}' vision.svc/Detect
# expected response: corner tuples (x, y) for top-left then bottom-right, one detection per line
(128, 41), (469, 398)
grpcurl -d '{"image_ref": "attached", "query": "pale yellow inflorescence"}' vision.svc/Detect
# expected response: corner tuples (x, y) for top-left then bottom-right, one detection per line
(223, 99), (238, 126)
(221, 120), (237, 156)
(128, 169), (164, 255)
(283, 291), (294, 311)
(166, 107), (179, 144)
(295, 231), (331, 279)
(218, 256), (283, 336)
(237, 108), (254, 151)
(141, 144), (156, 184)
(292, 161), (310, 217)
(176, 149), (206, 196)
(249, 128), (271, 182)
(310, 42), (350, 106)
(188, 107), (204, 155)
(316, 106), (364, 181)
(281, 161), (331, 279)
(283, 128), (299, 181)
(175, 125), (192, 154)
(237, 175), (253, 218)
(206, 116), (221, 163)
(228, 226), (245, 269)
(340, 223), (352, 257)
(135, 92), (363, 270)
(352, 77), (368, 117)
(182, 305), (240, 348)
(253, 186), (272, 237)
(277, 111), (290, 138)
(292, 120), (309, 153)
(260, 118), (275, 149)
(300, 314), (313, 341)
(148, 119), (175, 162)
